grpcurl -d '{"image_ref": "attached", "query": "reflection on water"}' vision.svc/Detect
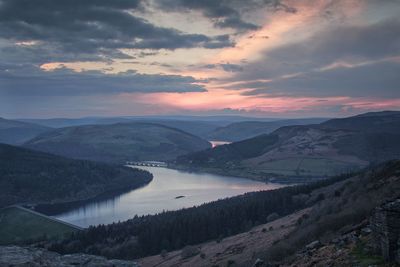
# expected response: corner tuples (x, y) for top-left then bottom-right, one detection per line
(53, 166), (285, 227)
(210, 140), (231, 148)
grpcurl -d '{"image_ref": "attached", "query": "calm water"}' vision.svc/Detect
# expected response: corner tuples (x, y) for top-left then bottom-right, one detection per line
(210, 140), (231, 147)
(53, 166), (284, 227)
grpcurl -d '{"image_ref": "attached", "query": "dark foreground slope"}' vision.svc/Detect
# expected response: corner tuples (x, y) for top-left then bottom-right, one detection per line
(48, 161), (400, 266)
(24, 122), (211, 163)
(0, 143), (152, 207)
(176, 111), (400, 181)
(0, 118), (51, 145)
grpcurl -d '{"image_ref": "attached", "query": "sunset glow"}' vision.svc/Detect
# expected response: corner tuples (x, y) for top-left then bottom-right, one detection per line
(1, 0), (399, 118)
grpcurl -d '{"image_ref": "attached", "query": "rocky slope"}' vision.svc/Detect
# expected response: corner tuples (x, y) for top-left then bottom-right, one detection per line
(139, 209), (311, 267)
(24, 122), (211, 163)
(0, 246), (139, 267)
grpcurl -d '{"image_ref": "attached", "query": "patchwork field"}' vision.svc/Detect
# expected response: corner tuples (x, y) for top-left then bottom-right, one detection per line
(0, 206), (80, 245)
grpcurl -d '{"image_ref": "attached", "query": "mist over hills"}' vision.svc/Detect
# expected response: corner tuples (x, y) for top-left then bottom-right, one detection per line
(0, 118), (51, 145)
(24, 122), (211, 163)
(176, 111), (400, 181)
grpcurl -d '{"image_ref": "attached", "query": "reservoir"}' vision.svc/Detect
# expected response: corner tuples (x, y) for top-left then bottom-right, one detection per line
(51, 166), (285, 228)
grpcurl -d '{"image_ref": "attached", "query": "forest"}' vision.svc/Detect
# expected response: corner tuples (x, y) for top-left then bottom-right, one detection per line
(0, 143), (152, 207)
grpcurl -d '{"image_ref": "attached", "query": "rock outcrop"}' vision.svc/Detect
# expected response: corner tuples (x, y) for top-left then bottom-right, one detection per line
(370, 198), (400, 263)
(0, 246), (140, 267)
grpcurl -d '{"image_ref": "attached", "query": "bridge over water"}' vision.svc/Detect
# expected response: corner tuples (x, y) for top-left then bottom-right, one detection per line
(126, 161), (168, 167)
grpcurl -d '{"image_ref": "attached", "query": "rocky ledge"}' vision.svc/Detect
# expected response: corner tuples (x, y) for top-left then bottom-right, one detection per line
(0, 246), (139, 267)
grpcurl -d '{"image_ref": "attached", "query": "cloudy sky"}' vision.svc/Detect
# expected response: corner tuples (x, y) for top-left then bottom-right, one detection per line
(1, 0), (399, 118)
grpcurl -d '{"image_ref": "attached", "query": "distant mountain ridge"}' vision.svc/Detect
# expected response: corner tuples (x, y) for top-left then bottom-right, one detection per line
(175, 111), (400, 181)
(19, 116), (330, 141)
(0, 118), (51, 145)
(24, 122), (211, 163)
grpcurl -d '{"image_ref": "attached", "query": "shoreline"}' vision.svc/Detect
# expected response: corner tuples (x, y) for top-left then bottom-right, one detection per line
(29, 174), (153, 217)
(168, 164), (326, 184)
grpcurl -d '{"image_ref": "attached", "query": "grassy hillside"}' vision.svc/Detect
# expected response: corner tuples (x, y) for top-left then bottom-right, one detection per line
(0, 118), (50, 145)
(0, 143), (152, 207)
(24, 122), (211, 163)
(0, 206), (79, 245)
(175, 111), (400, 180)
(207, 118), (327, 142)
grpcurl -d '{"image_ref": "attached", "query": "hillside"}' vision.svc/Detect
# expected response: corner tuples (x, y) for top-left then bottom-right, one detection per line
(175, 111), (400, 181)
(0, 143), (152, 207)
(0, 118), (50, 145)
(0, 206), (80, 245)
(47, 161), (400, 266)
(140, 161), (400, 266)
(207, 118), (327, 142)
(24, 122), (211, 163)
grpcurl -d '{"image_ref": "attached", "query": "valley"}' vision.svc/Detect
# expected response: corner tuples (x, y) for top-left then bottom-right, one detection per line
(1, 111), (400, 266)
(2, 3), (399, 266)
(41, 166), (283, 227)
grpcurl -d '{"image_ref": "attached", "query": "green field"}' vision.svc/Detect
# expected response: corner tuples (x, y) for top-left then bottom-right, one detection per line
(0, 206), (80, 245)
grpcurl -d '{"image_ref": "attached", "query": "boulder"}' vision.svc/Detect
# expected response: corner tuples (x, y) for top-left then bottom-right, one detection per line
(0, 246), (140, 267)
(370, 198), (400, 263)
(306, 240), (322, 250)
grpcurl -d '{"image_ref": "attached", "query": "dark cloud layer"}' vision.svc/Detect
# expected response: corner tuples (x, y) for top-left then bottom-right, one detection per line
(242, 61), (400, 98)
(0, 0), (234, 62)
(232, 18), (400, 98)
(0, 65), (206, 96)
(156, 0), (296, 31)
(203, 63), (243, 72)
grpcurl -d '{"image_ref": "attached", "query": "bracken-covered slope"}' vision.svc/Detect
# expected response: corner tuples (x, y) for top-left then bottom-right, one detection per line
(0, 118), (51, 145)
(0, 143), (152, 208)
(24, 122), (211, 163)
(175, 111), (400, 181)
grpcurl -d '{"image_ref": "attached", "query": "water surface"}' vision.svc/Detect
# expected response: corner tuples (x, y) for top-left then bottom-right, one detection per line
(53, 166), (284, 227)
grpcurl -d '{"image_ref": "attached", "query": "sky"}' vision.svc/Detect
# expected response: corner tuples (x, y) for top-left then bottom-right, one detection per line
(0, 0), (399, 118)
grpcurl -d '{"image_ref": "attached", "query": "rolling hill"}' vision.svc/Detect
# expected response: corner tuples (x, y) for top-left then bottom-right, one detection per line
(175, 111), (400, 181)
(0, 118), (51, 145)
(207, 118), (328, 142)
(0, 143), (152, 208)
(24, 122), (211, 163)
